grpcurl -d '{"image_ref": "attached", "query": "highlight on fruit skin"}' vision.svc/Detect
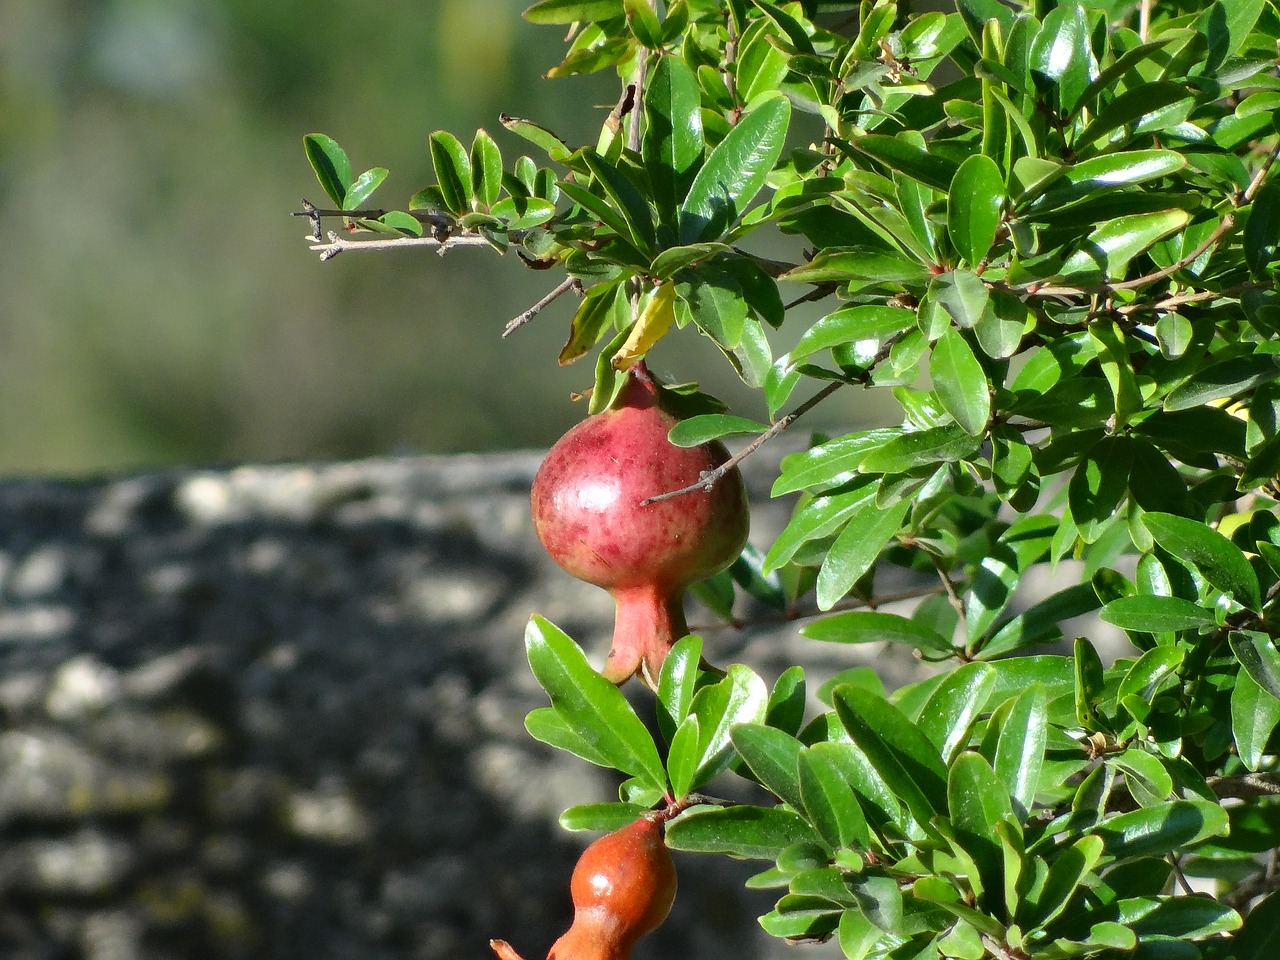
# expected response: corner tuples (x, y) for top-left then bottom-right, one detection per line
(530, 362), (750, 687)
(490, 814), (678, 960)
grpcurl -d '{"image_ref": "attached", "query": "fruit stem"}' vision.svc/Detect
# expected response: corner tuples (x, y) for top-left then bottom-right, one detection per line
(602, 582), (688, 689)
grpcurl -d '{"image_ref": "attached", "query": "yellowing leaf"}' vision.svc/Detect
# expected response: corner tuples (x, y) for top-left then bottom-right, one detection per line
(611, 282), (675, 370)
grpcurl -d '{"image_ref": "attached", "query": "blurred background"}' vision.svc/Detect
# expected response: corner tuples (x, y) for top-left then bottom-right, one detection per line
(0, 0), (885, 479)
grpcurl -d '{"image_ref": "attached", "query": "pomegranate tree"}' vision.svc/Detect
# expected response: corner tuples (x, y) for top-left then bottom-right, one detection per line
(490, 814), (677, 960)
(530, 362), (749, 687)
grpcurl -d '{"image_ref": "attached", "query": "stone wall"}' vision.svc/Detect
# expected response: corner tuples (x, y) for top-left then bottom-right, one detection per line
(0, 452), (928, 960)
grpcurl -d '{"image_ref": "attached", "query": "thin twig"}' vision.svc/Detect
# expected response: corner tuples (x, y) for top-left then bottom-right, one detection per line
(641, 381), (845, 505)
(1209, 771), (1280, 800)
(308, 230), (495, 261)
(689, 583), (953, 634)
(502, 277), (582, 338)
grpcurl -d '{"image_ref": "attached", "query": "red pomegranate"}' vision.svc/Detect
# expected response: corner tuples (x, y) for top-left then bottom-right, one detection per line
(530, 363), (749, 686)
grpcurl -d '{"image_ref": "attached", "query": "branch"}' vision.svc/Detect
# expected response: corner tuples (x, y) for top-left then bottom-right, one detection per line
(1209, 771), (1280, 800)
(307, 230), (496, 261)
(502, 276), (582, 338)
(641, 380), (845, 505)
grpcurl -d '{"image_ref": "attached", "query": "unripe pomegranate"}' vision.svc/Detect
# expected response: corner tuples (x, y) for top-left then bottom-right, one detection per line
(530, 362), (750, 686)
(491, 815), (677, 960)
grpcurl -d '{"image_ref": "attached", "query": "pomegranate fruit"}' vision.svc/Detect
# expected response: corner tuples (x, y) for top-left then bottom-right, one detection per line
(490, 814), (677, 960)
(530, 362), (750, 686)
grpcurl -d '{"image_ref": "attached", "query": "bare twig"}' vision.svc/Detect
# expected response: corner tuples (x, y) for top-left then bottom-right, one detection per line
(307, 230), (495, 261)
(641, 380), (845, 505)
(502, 276), (582, 338)
(1209, 771), (1280, 800)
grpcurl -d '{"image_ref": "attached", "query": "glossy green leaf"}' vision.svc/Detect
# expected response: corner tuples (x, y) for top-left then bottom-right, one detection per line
(686, 665), (769, 789)
(558, 279), (624, 366)
(780, 248), (933, 284)
(558, 802), (652, 832)
(1100, 596), (1215, 633)
(1245, 180), (1280, 277)
(791, 305), (917, 364)
(470, 129), (502, 210)
(1074, 636), (1107, 731)
(303, 133), (353, 207)
(1022, 835), (1103, 932)
(524, 706), (613, 767)
(524, 615), (668, 789)
(667, 714), (701, 800)
(816, 497), (910, 609)
(657, 634), (703, 732)
(1230, 630), (1280, 701)
(948, 155), (1005, 266)
(847, 135), (959, 192)
(1059, 209), (1191, 282)
(737, 16), (793, 105)
(1029, 1), (1094, 113)
(429, 130), (472, 216)
(1116, 646), (1185, 706)
(916, 662), (996, 764)
(1090, 800), (1230, 859)
(762, 481), (876, 574)
(832, 686), (947, 830)
(1025, 150), (1187, 209)
(1076, 82), (1197, 150)
(665, 804), (820, 859)
(837, 908), (885, 960)
(1089, 319), (1143, 429)
(1232, 668), (1280, 771)
(1164, 354), (1280, 411)
(772, 429), (901, 496)
(680, 95), (790, 243)
(1117, 894), (1241, 939)
(583, 150), (657, 253)
(499, 113), (572, 162)
(993, 684), (1048, 819)
(344, 167), (388, 210)
(667, 414), (768, 447)
(932, 328), (991, 436)
(674, 267), (749, 348)
(799, 743), (872, 850)
(930, 269), (991, 330)
(759, 894), (842, 939)
(730, 723), (805, 811)
(523, 0), (624, 23)
(948, 751), (1012, 906)
(491, 195), (557, 229)
(802, 611), (953, 654)
(1068, 435), (1133, 544)
(979, 582), (1102, 659)
(1143, 511), (1262, 611)
(859, 423), (983, 474)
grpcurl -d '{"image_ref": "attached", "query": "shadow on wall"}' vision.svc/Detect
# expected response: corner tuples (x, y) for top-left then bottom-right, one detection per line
(0, 455), (789, 960)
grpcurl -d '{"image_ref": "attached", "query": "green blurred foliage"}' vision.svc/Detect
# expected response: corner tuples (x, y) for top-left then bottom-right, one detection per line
(0, 0), (868, 476)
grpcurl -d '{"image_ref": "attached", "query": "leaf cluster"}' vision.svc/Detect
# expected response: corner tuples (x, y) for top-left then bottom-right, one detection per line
(301, 0), (1280, 956)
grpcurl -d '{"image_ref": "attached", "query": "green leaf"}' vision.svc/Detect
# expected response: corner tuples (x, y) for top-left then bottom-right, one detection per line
(344, 167), (388, 210)
(730, 723), (805, 811)
(1230, 630), (1280, 702)
(667, 714), (701, 800)
(762, 481), (876, 574)
(1232, 669), (1280, 771)
(993, 685), (1048, 820)
(583, 150), (657, 253)
(648, 243), (732, 279)
(1117, 895), (1241, 939)
(558, 279), (624, 366)
(303, 133), (353, 208)
(470, 129), (503, 210)
(948, 155), (1005, 266)
(524, 706), (614, 767)
(802, 611), (953, 654)
(667, 414), (768, 447)
(837, 909), (885, 960)
(831, 686), (947, 831)
(686, 665), (769, 789)
(858, 423), (983, 474)
(790, 305), (917, 364)
(524, 615), (668, 790)
(759, 894), (842, 939)
(429, 131), (472, 216)
(1059, 209), (1191, 282)
(916, 662), (996, 764)
(930, 269), (991, 330)
(680, 95), (791, 243)
(773, 429), (901, 496)
(931, 329), (991, 436)
(780, 248), (933, 284)
(1100, 596), (1216, 633)
(1143, 512), (1262, 611)
(1025, 150), (1187, 209)
(980, 583), (1101, 659)
(1068, 436), (1133, 544)
(499, 113), (572, 162)
(1022, 835), (1103, 932)
(846, 135), (960, 192)
(523, 0), (624, 23)
(665, 804), (820, 859)
(1029, 1), (1094, 113)
(799, 744), (872, 851)
(644, 56), (705, 228)
(657, 634), (703, 733)
(737, 16), (793, 105)
(674, 267), (749, 348)
(1164, 354), (1280, 411)
(1089, 319), (1143, 429)
(558, 802), (651, 832)
(491, 195), (557, 229)
(1075, 82), (1196, 151)
(816, 498), (910, 609)
(1245, 180), (1280, 277)
(947, 751), (1013, 906)
(1090, 800), (1230, 859)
